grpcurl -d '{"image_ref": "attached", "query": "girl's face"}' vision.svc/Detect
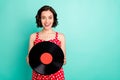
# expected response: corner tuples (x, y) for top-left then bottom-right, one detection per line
(41, 10), (54, 30)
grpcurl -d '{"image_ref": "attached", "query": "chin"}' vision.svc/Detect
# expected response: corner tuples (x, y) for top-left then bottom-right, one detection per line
(43, 25), (52, 29)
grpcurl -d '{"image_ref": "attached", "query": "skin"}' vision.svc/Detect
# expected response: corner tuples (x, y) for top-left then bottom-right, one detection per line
(27, 10), (66, 64)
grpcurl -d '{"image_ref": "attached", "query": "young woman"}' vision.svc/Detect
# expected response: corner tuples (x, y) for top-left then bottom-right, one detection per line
(27, 5), (66, 80)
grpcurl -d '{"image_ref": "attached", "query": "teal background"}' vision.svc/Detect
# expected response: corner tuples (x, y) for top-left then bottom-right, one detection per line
(0, 0), (120, 80)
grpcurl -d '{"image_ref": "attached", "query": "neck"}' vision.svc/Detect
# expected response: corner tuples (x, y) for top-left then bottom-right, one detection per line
(41, 29), (54, 33)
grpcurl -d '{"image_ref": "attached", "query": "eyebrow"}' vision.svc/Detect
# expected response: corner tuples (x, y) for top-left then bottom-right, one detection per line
(41, 15), (53, 17)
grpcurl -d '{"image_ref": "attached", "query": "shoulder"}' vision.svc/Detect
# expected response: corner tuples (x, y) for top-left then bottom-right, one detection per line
(57, 32), (65, 37)
(29, 32), (37, 41)
(57, 32), (65, 41)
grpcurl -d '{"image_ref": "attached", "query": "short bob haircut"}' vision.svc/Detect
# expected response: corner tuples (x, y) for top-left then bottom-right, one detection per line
(35, 5), (58, 28)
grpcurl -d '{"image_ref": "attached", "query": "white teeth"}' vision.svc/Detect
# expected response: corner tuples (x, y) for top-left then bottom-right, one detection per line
(46, 24), (49, 26)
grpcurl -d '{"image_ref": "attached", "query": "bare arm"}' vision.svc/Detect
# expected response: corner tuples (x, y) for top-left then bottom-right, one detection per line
(26, 33), (36, 64)
(59, 33), (66, 65)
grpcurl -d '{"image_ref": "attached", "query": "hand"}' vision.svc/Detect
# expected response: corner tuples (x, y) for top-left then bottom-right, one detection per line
(26, 55), (29, 65)
(63, 58), (66, 65)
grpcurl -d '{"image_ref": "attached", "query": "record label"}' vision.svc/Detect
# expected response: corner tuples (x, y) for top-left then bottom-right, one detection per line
(40, 52), (53, 65)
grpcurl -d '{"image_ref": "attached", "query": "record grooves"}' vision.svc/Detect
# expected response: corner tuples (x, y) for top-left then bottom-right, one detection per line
(29, 41), (64, 75)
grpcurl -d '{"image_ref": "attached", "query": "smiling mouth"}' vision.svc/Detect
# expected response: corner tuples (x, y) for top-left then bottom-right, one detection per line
(44, 23), (51, 27)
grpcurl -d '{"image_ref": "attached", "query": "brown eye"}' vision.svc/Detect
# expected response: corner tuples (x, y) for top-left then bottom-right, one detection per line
(49, 16), (53, 19)
(41, 16), (46, 19)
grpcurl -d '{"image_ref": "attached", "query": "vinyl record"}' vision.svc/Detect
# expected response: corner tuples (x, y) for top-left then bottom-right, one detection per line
(28, 41), (64, 75)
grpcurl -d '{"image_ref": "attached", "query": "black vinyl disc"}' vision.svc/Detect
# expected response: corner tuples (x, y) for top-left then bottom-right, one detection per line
(28, 41), (64, 75)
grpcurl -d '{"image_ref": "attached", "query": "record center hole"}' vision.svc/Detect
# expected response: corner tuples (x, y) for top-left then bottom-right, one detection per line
(40, 52), (53, 64)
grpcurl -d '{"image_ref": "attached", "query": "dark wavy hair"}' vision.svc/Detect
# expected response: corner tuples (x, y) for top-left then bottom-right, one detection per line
(35, 5), (58, 28)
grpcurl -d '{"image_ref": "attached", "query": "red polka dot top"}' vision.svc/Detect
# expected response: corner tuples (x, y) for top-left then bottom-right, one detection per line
(32, 32), (65, 80)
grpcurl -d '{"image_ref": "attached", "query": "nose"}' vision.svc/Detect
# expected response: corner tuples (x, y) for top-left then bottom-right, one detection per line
(45, 18), (49, 23)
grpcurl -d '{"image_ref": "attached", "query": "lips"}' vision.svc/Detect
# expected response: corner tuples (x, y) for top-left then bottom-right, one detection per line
(44, 23), (51, 27)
